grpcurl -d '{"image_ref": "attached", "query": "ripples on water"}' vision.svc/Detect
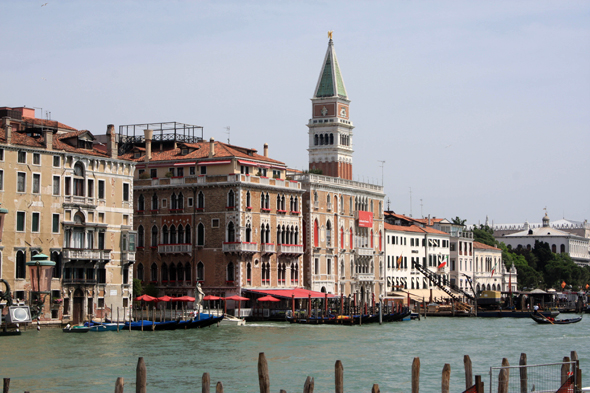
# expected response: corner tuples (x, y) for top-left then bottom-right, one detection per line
(1, 316), (587, 392)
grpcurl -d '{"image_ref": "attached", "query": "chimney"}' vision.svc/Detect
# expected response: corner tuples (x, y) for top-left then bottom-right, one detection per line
(2, 118), (11, 145)
(263, 143), (268, 157)
(44, 129), (53, 151)
(106, 124), (118, 159)
(427, 214), (431, 226)
(144, 129), (153, 162)
(209, 137), (215, 158)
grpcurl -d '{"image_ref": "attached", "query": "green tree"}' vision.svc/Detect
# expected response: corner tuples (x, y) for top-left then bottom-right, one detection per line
(143, 283), (159, 297)
(133, 278), (143, 297)
(473, 225), (496, 247)
(451, 217), (466, 226)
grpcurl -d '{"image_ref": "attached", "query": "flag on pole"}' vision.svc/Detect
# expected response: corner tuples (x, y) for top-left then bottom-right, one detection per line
(396, 255), (403, 269)
(491, 260), (498, 277)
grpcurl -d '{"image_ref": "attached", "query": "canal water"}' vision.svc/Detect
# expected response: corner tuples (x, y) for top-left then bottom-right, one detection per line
(1, 315), (588, 392)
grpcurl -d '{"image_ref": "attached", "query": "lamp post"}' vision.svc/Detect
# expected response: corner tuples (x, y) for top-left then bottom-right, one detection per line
(26, 253), (56, 330)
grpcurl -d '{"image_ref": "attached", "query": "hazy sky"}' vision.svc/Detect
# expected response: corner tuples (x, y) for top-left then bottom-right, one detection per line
(3, 1), (589, 225)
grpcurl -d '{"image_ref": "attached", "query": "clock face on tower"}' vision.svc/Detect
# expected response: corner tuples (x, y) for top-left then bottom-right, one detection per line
(340, 107), (347, 117)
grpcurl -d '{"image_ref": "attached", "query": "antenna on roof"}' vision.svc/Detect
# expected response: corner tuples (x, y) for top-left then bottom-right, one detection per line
(378, 160), (385, 186)
(409, 187), (412, 217)
(225, 126), (230, 144)
(386, 198), (391, 212)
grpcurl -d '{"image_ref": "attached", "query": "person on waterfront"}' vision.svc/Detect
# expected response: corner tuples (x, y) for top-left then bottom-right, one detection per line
(533, 304), (539, 314)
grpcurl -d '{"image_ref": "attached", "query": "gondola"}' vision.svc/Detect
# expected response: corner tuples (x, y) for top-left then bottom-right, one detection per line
(63, 326), (91, 333)
(530, 313), (582, 325)
(178, 315), (223, 329)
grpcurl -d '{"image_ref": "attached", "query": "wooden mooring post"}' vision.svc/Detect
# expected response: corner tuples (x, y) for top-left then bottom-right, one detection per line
(335, 360), (343, 393)
(441, 364), (450, 393)
(412, 357), (420, 393)
(202, 372), (210, 393)
(136, 357), (147, 393)
(303, 376), (314, 393)
(257, 352), (270, 393)
(562, 356), (571, 385)
(498, 358), (509, 393)
(519, 353), (527, 393)
(464, 355), (473, 390)
(3, 378), (9, 393)
(114, 377), (124, 393)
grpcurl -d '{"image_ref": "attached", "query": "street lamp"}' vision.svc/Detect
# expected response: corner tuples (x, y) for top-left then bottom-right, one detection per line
(26, 253), (56, 330)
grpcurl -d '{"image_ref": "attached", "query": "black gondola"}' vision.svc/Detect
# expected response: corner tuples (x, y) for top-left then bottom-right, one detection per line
(530, 314), (582, 325)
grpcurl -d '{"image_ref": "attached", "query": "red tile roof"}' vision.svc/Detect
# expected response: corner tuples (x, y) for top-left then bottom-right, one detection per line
(21, 116), (77, 131)
(473, 241), (500, 251)
(384, 223), (447, 235)
(120, 139), (286, 166)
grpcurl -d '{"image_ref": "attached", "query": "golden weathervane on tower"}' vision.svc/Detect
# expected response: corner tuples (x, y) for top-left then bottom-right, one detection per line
(328, 31), (333, 40)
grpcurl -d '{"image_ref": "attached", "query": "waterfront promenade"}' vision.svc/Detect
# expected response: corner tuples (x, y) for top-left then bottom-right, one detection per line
(0, 316), (586, 392)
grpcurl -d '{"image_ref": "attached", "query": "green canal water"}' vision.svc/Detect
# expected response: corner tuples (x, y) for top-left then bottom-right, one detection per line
(1, 316), (588, 392)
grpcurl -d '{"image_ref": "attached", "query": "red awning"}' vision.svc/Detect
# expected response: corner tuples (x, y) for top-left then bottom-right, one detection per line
(224, 295), (249, 301)
(237, 159), (261, 166)
(244, 289), (336, 299)
(198, 160), (231, 166)
(174, 162), (196, 166)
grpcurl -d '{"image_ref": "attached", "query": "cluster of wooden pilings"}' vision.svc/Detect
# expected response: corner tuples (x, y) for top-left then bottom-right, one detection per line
(1, 351), (580, 392)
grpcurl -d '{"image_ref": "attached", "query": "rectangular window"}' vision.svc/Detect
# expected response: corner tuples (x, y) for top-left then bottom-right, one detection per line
(98, 232), (105, 249)
(200, 166), (207, 175)
(17, 151), (26, 163)
(123, 183), (130, 201)
(87, 179), (94, 198)
(52, 176), (60, 195)
(33, 174), (40, 194)
(64, 177), (71, 195)
(189, 167), (195, 176)
(138, 169), (145, 176)
(188, 197), (193, 207)
(211, 218), (219, 228)
(0, 149), (3, 160)
(53, 155), (60, 167)
(32, 212), (40, 232)
(150, 169), (157, 178)
(168, 168), (175, 176)
(52, 214), (60, 233)
(33, 153), (40, 165)
(177, 167), (184, 177)
(98, 180), (105, 199)
(0, 170), (3, 190)
(17, 172), (26, 192)
(16, 212), (25, 232)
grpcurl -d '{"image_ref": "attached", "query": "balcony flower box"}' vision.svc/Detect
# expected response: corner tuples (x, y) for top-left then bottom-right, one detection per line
(261, 208), (271, 213)
(196, 207), (204, 211)
(226, 280), (234, 285)
(226, 206), (235, 210)
(150, 210), (158, 214)
(136, 210), (145, 214)
(290, 211), (300, 214)
(53, 298), (63, 304)
(246, 206), (252, 210)
(277, 210), (287, 214)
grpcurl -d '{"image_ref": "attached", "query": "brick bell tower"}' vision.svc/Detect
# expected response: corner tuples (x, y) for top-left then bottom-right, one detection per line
(307, 33), (354, 180)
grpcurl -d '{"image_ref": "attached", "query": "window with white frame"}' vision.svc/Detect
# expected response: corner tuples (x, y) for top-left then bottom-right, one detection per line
(31, 212), (40, 232)
(33, 153), (40, 165)
(32, 174), (40, 194)
(17, 151), (26, 164)
(17, 172), (26, 192)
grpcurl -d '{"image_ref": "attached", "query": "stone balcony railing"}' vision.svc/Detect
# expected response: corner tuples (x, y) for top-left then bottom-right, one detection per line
(63, 196), (97, 206)
(353, 273), (375, 282)
(136, 173), (301, 190)
(277, 244), (304, 255)
(121, 251), (136, 263)
(62, 248), (111, 261)
(261, 243), (276, 254)
(158, 244), (192, 255)
(354, 247), (374, 257)
(222, 242), (258, 254)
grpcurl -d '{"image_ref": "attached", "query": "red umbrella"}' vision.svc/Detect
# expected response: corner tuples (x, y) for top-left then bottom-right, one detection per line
(257, 295), (280, 302)
(135, 294), (158, 302)
(172, 296), (196, 302)
(157, 295), (173, 302)
(224, 295), (249, 318)
(203, 295), (221, 301)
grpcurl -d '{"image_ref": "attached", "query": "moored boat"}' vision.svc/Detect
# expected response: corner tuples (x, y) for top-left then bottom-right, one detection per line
(63, 325), (90, 333)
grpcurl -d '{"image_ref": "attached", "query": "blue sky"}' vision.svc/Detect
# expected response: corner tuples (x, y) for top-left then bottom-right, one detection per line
(3, 1), (589, 225)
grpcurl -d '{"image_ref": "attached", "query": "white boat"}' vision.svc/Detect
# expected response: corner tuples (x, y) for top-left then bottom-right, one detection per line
(222, 315), (246, 326)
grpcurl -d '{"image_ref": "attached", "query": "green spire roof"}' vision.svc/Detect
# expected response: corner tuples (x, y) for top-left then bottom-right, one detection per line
(314, 40), (348, 99)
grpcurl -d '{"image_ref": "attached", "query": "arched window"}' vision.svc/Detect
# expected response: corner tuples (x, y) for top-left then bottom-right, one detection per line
(551, 244), (556, 253)
(136, 263), (144, 281)
(152, 194), (158, 210)
(178, 225), (185, 244)
(245, 222), (252, 242)
(265, 193), (270, 209)
(185, 224), (191, 244)
(177, 262), (184, 281)
(197, 261), (204, 281)
(314, 135), (318, 145)
(178, 192), (184, 209)
(276, 194), (281, 210)
(51, 251), (61, 279)
(227, 222), (235, 243)
(246, 191), (251, 208)
(560, 244), (565, 253)
(162, 263), (169, 281)
(150, 263), (158, 282)
(197, 223), (205, 246)
(227, 262), (234, 281)
(171, 192), (177, 209)
(170, 225), (177, 244)
(314, 219), (319, 247)
(227, 190), (235, 208)
(138, 194), (145, 211)
(170, 263), (177, 281)
(197, 192), (204, 209)
(266, 224), (271, 244)
(151, 226), (158, 247)
(349, 228), (353, 250)
(185, 262), (191, 282)
(138, 225), (144, 247)
(370, 230), (374, 248)
(326, 220), (332, 247)
(295, 226), (299, 244)
(379, 231), (382, 251)
(340, 261), (345, 278)
(329, 133), (334, 145)
(246, 262), (252, 283)
(162, 225), (169, 244)
(319, 135), (324, 145)
(73, 162), (85, 196)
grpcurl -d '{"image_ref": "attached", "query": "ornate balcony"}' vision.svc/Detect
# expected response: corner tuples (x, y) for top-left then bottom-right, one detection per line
(222, 242), (258, 254)
(261, 243), (276, 254)
(158, 244), (192, 255)
(354, 247), (374, 257)
(354, 273), (375, 282)
(277, 244), (304, 256)
(62, 249), (111, 261)
(121, 251), (136, 263)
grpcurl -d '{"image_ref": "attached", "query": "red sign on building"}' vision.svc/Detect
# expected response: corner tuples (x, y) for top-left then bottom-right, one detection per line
(357, 211), (373, 228)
